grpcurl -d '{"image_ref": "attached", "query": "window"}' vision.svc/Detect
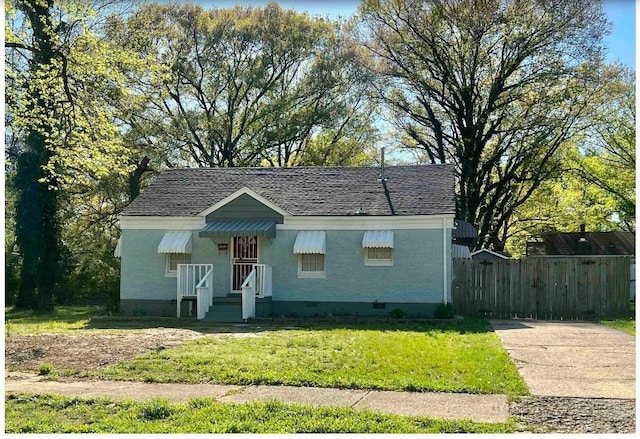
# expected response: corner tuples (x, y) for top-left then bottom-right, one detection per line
(362, 231), (394, 266)
(298, 253), (325, 278)
(365, 247), (393, 266)
(166, 253), (191, 276)
(294, 231), (326, 278)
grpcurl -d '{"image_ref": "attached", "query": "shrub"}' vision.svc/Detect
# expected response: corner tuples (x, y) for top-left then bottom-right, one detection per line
(38, 363), (53, 376)
(388, 308), (406, 319)
(433, 303), (454, 319)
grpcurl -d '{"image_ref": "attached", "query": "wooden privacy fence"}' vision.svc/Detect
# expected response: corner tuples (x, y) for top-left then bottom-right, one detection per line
(452, 257), (631, 320)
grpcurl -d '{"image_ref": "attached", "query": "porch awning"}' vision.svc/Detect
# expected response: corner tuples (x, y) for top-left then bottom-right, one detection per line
(362, 231), (394, 248)
(158, 231), (192, 254)
(293, 231), (326, 254)
(199, 219), (276, 238)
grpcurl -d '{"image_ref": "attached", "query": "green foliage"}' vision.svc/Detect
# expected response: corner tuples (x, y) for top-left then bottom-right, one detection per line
(506, 70), (635, 257)
(5, 251), (21, 306)
(105, 2), (379, 168)
(38, 363), (53, 376)
(5, 0), (155, 310)
(99, 320), (528, 396)
(433, 303), (454, 319)
(387, 308), (406, 318)
(5, 393), (516, 433)
(137, 399), (174, 421)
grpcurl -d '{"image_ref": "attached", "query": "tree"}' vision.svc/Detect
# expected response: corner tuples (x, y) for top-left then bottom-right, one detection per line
(5, 0), (146, 309)
(105, 2), (378, 168)
(574, 67), (635, 230)
(358, 0), (610, 249)
(504, 145), (627, 257)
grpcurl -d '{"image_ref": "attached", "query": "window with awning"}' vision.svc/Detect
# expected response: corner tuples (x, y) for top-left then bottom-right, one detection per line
(157, 231), (193, 254)
(293, 231), (326, 254)
(158, 231), (193, 276)
(362, 231), (394, 266)
(294, 231), (326, 277)
(362, 231), (394, 249)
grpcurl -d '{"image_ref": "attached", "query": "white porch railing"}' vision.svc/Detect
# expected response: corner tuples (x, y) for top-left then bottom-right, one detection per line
(177, 264), (213, 318)
(196, 269), (214, 320)
(241, 270), (256, 320)
(241, 264), (272, 320)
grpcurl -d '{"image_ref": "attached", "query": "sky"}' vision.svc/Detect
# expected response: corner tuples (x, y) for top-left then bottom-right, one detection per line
(172, 0), (637, 71)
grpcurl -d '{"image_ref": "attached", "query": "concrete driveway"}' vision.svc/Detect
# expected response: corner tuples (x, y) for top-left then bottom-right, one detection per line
(490, 320), (635, 399)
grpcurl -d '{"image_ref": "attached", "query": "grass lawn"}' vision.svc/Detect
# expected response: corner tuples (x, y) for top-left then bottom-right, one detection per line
(5, 306), (106, 335)
(97, 319), (528, 396)
(4, 393), (516, 433)
(600, 318), (636, 336)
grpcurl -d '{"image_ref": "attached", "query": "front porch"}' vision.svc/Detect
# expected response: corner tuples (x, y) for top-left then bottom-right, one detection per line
(176, 263), (272, 321)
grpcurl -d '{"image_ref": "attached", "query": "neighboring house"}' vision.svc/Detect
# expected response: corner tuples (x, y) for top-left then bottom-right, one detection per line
(528, 226), (635, 257)
(526, 224), (635, 300)
(470, 249), (512, 261)
(116, 165), (456, 321)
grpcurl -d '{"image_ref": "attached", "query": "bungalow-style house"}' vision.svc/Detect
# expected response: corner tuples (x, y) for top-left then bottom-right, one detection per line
(116, 165), (455, 321)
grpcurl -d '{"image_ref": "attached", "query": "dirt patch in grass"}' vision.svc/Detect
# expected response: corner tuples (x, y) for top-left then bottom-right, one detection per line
(5, 328), (211, 372)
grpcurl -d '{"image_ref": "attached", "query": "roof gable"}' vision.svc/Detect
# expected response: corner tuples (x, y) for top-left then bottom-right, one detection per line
(121, 165), (456, 217)
(199, 187), (290, 218)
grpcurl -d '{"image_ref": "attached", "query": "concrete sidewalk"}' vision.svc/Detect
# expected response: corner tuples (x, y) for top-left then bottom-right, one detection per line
(490, 320), (636, 399)
(5, 372), (508, 423)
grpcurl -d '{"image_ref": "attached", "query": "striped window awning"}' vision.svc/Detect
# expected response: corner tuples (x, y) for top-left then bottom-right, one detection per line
(362, 231), (394, 248)
(114, 237), (122, 258)
(293, 231), (326, 254)
(199, 219), (276, 238)
(157, 231), (193, 254)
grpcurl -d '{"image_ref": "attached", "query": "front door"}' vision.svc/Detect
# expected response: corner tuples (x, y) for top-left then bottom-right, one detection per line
(231, 235), (258, 292)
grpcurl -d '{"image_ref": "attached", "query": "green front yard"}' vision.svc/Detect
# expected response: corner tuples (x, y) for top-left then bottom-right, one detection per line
(5, 394), (515, 433)
(5, 307), (527, 432)
(5, 307), (528, 395)
(96, 319), (528, 396)
(5, 306), (105, 335)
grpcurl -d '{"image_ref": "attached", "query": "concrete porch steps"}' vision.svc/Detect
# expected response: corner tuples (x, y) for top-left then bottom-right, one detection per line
(204, 296), (243, 323)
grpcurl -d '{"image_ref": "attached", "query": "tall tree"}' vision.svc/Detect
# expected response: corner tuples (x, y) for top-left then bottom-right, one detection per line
(5, 0), (146, 309)
(575, 67), (635, 230)
(105, 2), (378, 168)
(358, 0), (610, 249)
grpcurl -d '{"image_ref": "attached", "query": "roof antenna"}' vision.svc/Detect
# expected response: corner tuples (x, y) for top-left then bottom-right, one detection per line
(378, 147), (388, 182)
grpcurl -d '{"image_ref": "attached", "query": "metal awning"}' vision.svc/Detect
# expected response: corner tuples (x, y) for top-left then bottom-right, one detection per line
(114, 237), (122, 258)
(199, 219), (276, 238)
(452, 243), (471, 259)
(157, 231), (193, 254)
(362, 231), (394, 248)
(293, 231), (326, 254)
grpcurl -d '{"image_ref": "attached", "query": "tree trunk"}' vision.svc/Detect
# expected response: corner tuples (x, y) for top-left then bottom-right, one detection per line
(13, 0), (59, 311)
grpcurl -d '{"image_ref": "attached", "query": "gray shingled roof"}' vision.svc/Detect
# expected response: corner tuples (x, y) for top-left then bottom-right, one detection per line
(121, 165), (455, 217)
